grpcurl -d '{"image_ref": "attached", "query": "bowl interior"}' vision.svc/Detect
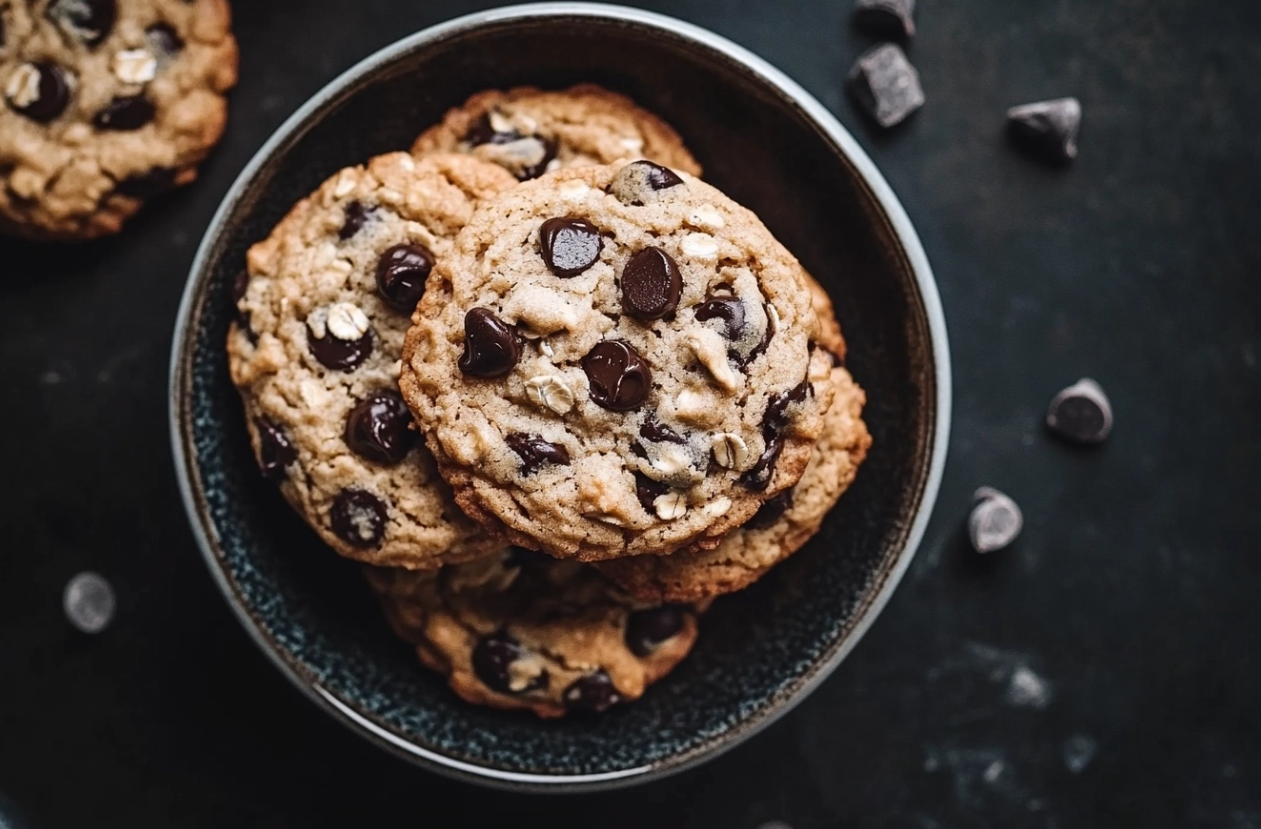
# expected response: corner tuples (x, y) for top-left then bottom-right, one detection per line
(177, 7), (941, 784)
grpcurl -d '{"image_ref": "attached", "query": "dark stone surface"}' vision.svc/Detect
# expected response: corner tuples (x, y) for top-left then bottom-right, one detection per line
(0, 0), (1257, 826)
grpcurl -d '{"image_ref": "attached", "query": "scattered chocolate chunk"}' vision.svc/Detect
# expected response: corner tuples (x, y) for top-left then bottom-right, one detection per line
(968, 487), (1023, 554)
(115, 166), (177, 198)
(472, 633), (548, 695)
(458, 307), (520, 378)
(609, 160), (685, 205)
(375, 243), (433, 311)
(695, 296), (747, 340)
(564, 670), (623, 712)
(747, 489), (794, 529)
(255, 418), (296, 480)
(622, 247), (682, 321)
(539, 217), (602, 277)
(1046, 377), (1112, 444)
(505, 433), (571, 475)
(330, 488), (387, 548)
(741, 381), (810, 490)
(1007, 97), (1082, 162)
(634, 471), (669, 513)
(625, 605), (687, 656)
(847, 44), (924, 128)
(6, 62), (72, 123)
(640, 417), (686, 444)
(47, 0), (117, 46)
(344, 390), (417, 465)
(145, 22), (184, 57)
(853, 0), (916, 39)
(338, 200), (372, 240)
(306, 303), (373, 371)
(582, 340), (652, 411)
(93, 95), (155, 130)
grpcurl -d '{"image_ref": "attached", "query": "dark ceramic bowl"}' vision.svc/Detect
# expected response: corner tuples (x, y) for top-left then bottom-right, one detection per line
(169, 2), (951, 792)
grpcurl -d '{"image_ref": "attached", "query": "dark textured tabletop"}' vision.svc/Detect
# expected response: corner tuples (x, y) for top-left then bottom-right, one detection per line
(2, 1), (1258, 826)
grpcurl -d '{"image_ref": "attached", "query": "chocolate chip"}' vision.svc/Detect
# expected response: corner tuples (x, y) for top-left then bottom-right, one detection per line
(746, 489), (793, 529)
(115, 166), (176, 198)
(330, 489), (387, 548)
(458, 308), (520, 378)
(338, 201), (372, 240)
(853, 0), (916, 39)
(344, 390), (417, 465)
(505, 433), (571, 475)
(464, 113), (557, 180)
(609, 160), (685, 205)
(582, 340), (652, 411)
(625, 605), (688, 657)
(633, 471), (669, 513)
(741, 380), (810, 490)
(564, 670), (623, 712)
(231, 270), (250, 303)
(847, 44), (924, 128)
(621, 247), (682, 321)
(539, 217), (602, 277)
(375, 243), (433, 311)
(6, 62), (72, 123)
(465, 111), (517, 146)
(306, 308), (373, 372)
(472, 633), (548, 695)
(93, 95), (155, 130)
(145, 22), (183, 56)
(255, 418), (296, 480)
(639, 418), (686, 444)
(695, 296), (747, 340)
(47, 0), (117, 46)
(1045, 378), (1112, 444)
(742, 303), (777, 366)
(1007, 97), (1082, 163)
(968, 487), (1023, 553)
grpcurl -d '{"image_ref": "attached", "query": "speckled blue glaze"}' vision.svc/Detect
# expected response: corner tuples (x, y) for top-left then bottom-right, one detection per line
(169, 4), (950, 792)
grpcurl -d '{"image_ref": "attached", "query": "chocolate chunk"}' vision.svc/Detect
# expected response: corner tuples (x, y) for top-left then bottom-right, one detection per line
(968, 487), (1023, 554)
(115, 166), (176, 199)
(472, 633), (548, 695)
(746, 489), (793, 529)
(1007, 97), (1082, 162)
(344, 390), (417, 465)
(93, 95), (155, 130)
(464, 113), (558, 180)
(46, 0), (117, 46)
(1045, 377), (1112, 443)
(145, 22), (183, 56)
(564, 670), (623, 712)
(640, 417), (686, 444)
(609, 160), (685, 205)
(742, 303), (777, 366)
(6, 62), (72, 123)
(582, 340), (652, 411)
(338, 200), (372, 240)
(847, 44), (924, 128)
(330, 488), (387, 548)
(255, 418), (296, 480)
(375, 243), (433, 311)
(307, 309), (373, 371)
(539, 217), (602, 277)
(458, 307), (520, 378)
(505, 433), (571, 475)
(741, 381), (810, 490)
(695, 296), (747, 340)
(853, 0), (916, 39)
(621, 247), (682, 321)
(625, 605), (687, 656)
(633, 471), (669, 513)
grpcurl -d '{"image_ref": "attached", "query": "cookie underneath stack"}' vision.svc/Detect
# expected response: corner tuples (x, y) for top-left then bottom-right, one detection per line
(228, 84), (870, 718)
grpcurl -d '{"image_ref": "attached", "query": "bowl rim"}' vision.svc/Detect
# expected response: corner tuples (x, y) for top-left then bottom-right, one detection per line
(168, 0), (952, 793)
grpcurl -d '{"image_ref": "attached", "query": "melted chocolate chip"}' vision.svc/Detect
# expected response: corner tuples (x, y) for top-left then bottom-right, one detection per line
(625, 605), (688, 656)
(582, 340), (652, 411)
(47, 0), (117, 46)
(640, 418), (685, 444)
(539, 217), (602, 277)
(145, 22), (183, 56)
(634, 471), (668, 513)
(609, 160), (685, 205)
(330, 489), (386, 548)
(344, 390), (417, 465)
(115, 167), (176, 198)
(695, 296), (747, 340)
(564, 670), (623, 712)
(255, 419), (296, 480)
(338, 201), (372, 240)
(472, 633), (548, 695)
(375, 243), (433, 311)
(742, 303), (777, 366)
(7, 62), (71, 123)
(464, 113), (557, 180)
(307, 320), (373, 372)
(93, 95), (155, 131)
(505, 433), (571, 475)
(509, 136), (558, 181)
(741, 380), (811, 491)
(465, 112), (517, 146)
(458, 308), (520, 378)
(746, 489), (794, 529)
(621, 247), (682, 321)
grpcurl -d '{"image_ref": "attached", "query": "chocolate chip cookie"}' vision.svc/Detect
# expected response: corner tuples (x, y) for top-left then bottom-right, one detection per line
(227, 152), (518, 569)
(411, 84), (701, 182)
(365, 549), (702, 718)
(400, 161), (835, 562)
(0, 0), (238, 240)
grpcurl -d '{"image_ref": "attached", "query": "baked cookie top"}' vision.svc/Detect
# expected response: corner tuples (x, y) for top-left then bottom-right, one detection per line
(400, 161), (834, 561)
(366, 549), (701, 718)
(0, 0), (238, 240)
(411, 84), (701, 182)
(227, 152), (518, 569)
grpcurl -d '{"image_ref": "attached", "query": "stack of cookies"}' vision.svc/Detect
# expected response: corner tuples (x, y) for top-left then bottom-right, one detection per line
(228, 85), (871, 718)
